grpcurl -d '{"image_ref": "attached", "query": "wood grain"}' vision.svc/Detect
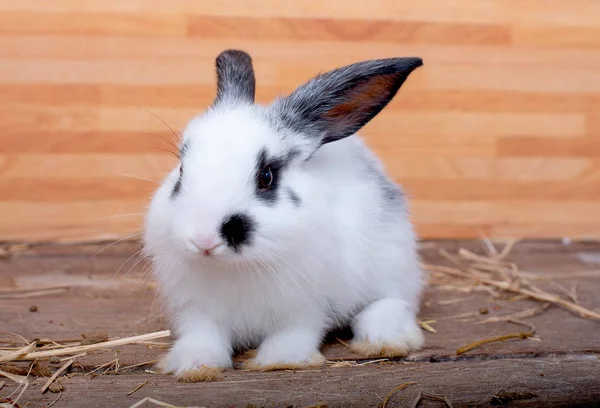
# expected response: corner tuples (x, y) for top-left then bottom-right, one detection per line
(5, 358), (598, 407)
(0, 0), (599, 241)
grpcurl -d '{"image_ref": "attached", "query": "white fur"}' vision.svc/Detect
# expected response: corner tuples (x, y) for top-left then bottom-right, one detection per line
(143, 102), (425, 374)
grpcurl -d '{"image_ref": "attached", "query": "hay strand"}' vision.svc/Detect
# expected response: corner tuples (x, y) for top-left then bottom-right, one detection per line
(382, 381), (416, 408)
(411, 390), (454, 408)
(418, 320), (437, 333)
(120, 359), (159, 371)
(8, 330), (170, 361)
(126, 380), (149, 396)
(0, 369), (29, 407)
(456, 331), (534, 355)
(47, 391), (63, 407)
(41, 358), (74, 394)
(128, 397), (203, 408)
(0, 342), (36, 363)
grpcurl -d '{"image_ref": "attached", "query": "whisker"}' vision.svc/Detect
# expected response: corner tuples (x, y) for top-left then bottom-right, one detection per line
(158, 147), (181, 159)
(90, 232), (143, 259)
(114, 172), (160, 184)
(99, 213), (145, 220)
(137, 265), (155, 297)
(135, 104), (182, 144)
(122, 234), (172, 282)
(113, 246), (146, 279)
(140, 131), (182, 154)
(145, 291), (160, 333)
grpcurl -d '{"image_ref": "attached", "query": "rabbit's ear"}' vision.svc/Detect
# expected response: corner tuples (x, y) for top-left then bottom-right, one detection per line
(213, 49), (256, 105)
(274, 57), (422, 145)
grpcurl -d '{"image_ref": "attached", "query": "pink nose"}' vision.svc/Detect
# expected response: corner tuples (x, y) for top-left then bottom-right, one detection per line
(188, 236), (222, 255)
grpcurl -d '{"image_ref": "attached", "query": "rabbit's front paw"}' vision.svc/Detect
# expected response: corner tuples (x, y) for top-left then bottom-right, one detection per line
(350, 298), (424, 357)
(158, 334), (232, 382)
(244, 328), (326, 371)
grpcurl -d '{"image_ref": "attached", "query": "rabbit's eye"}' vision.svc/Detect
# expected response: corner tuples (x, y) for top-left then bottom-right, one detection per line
(258, 167), (273, 190)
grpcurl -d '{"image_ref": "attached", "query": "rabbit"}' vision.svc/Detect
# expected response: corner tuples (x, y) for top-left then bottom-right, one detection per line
(142, 49), (426, 381)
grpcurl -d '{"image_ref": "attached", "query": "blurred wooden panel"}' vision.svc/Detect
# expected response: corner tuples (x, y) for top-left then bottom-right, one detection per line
(0, 0), (599, 242)
(512, 25), (600, 49)
(0, 12), (188, 36)
(187, 16), (511, 45)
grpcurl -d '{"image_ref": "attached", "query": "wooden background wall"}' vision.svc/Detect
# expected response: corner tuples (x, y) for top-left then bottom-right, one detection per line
(1, 1), (599, 242)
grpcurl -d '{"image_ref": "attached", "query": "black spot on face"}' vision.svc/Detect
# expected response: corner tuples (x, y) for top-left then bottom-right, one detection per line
(171, 176), (182, 198)
(220, 213), (255, 252)
(171, 142), (189, 199)
(254, 149), (296, 206)
(179, 142), (190, 159)
(171, 164), (183, 198)
(286, 188), (301, 206)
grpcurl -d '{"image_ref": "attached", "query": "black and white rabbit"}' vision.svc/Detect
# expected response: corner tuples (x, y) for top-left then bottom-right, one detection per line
(143, 50), (425, 380)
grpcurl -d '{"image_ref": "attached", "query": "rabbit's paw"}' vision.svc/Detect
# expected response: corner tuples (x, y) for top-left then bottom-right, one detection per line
(157, 334), (231, 382)
(350, 298), (424, 358)
(243, 328), (326, 371)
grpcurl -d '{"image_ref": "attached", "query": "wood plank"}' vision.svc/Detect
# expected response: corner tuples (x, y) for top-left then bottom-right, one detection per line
(367, 112), (586, 138)
(0, 11), (187, 37)
(3, 357), (599, 408)
(505, 0), (600, 26)
(188, 16), (511, 45)
(498, 137), (600, 157)
(411, 201), (600, 224)
(0, 179), (156, 201)
(4, 37), (600, 69)
(491, 223), (600, 240)
(426, 63), (600, 94)
(1, 85), (599, 114)
(0, 0), (510, 24)
(0, 201), (144, 242)
(512, 24), (600, 49)
(0, 132), (180, 154)
(0, 59), (261, 85)
(400, 179), (600, 201)
(0, 154), (175, 179)
(387, 157), (592, 182)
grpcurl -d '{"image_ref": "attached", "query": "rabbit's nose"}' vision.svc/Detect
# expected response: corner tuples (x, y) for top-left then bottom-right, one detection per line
(188, 236), (223, 256)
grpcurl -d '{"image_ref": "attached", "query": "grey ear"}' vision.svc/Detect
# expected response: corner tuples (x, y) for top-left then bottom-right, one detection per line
(214, 49), (256, 105)
(274, 57), (423, 145)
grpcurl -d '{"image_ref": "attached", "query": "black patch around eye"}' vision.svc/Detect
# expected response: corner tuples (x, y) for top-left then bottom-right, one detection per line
(286, 188), (301, 207)
(254, 149), (292, 206)
(220, 213), (255, 252)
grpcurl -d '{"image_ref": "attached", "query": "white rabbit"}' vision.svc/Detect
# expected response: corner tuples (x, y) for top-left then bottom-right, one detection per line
(142, 50), (425, 381)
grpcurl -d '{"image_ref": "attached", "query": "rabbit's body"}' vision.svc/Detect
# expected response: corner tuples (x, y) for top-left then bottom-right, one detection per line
(143, 51), (425, 378)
